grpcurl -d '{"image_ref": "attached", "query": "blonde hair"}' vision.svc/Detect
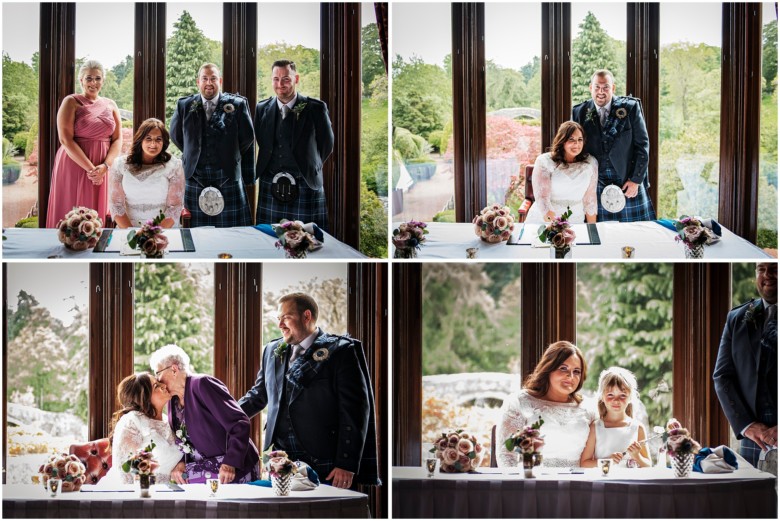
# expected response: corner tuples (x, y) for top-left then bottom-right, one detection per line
(597, 366), (639, 418)
(78, 60), (104, 80)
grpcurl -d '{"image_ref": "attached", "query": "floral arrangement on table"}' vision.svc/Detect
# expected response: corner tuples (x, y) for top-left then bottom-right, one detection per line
(673, 216), (716, 259)
(392, 220), (428, 258)
(39, 453), (87, 492)
(273, 219), (321, 259)
(127, 211), (169, 259)
(121, 441), (160, 477)
(429, 429), (485, 473)
(654, 418), (701, 478)
(56, 206), (103, 251)
(472, 204), (515, 244)
(262, 448), (299, 479)
(537, 207), (576, 258)
(504, 417), (545, 455)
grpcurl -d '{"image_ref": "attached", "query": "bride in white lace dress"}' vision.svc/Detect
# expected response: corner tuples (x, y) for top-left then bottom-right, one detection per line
(108, 118), (184, 228)
(103, 373), (182, 485)
(524, 121), (598, 224)
(497, 341), (596, 468)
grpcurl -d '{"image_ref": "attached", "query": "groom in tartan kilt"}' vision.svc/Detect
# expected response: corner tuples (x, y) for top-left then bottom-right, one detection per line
(170, 63), (255, 227)
(238, 293), (380, 489)
(254, 60), (334, 231)
(572, 69), (655, 222)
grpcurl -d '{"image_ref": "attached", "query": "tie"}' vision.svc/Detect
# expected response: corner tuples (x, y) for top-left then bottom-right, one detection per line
(281, 105), (290, 120)
(205, 100), (214, 120)
(765, 304), (777, 335)
(599, 107), (607, 126)
(289, 344), (305, 363)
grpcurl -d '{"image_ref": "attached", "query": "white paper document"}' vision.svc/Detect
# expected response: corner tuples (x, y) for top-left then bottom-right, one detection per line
(104, 229), (186, 254)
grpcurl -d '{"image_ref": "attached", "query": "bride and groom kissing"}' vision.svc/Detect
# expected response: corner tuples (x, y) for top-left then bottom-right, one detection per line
(104, 293), (379, 489)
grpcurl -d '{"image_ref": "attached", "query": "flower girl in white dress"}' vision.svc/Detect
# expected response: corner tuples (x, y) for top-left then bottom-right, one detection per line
(579, 367), (652, 468)
(103, 373), (183, 484)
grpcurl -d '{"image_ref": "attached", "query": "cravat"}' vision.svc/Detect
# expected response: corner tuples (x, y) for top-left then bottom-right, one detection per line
(289, 344), (305, 363)
(599, 107), (607, 126)
(205, 100), (214, 120)
(765, 304), (777, 335)
(281, 105), (291, 120)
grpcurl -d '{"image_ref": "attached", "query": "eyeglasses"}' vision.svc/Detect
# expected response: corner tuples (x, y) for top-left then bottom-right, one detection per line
(591, 85), (612, 93)
(756, 266), (777, 276)
(155, 365), (174, 378)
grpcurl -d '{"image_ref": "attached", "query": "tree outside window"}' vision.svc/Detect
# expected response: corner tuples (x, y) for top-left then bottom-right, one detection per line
(758, 3), (778, 250)
(571, 6), (627, 104)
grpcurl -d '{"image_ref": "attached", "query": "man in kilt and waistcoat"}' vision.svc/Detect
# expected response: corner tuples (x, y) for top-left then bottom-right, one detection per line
(238, 293), (380, 489)
(254, 60), (334, 231)
(572, 69), (655, 222)
(170, 63), (255, 227)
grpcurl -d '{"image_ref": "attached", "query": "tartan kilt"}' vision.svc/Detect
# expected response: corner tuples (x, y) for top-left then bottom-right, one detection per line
(257, 172), (328, 232)
(597, 166), (656, 222)
(185, 171), (251, 227)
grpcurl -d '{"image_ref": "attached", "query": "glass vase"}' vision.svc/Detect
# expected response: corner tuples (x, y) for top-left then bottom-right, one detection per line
(551, 246), (572, 259)
(672, 452), (693, 478)
(684, 244), (704, 259)
(394, 248), (417, 259)
(517, 451), (542, 478)
(139, 474), (151, 498)
(272, 474), (292, 496)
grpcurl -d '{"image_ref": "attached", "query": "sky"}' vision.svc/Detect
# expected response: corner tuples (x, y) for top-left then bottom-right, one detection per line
(6, 264), (90, 327)
(263, 263), (347, 295)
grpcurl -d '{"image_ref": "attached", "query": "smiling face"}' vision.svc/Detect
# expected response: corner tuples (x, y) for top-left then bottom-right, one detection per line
(141, 127), (164, 163)
(756, 262), (778, 304)
(547, 354), (583, 399)
(272, 65), (299, 104)
(277, 300), (313, 345)
(603, 385), (630, 414)
(79, 68), (104, 99)
(589, 74), (616, 108)
(563, 129), (584, 161)
(197, 66), (222, 100)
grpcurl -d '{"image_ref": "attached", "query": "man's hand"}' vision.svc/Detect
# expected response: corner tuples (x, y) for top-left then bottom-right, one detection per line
(622, 180), (639, 198)
(326, 467), (355, 489)
(219, 463), (235, 484)
(171, 461), (188, 484)
(745, 423), (776, 451)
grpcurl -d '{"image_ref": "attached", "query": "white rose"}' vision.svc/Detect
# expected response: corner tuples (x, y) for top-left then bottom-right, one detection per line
(176, 430), (183, 438)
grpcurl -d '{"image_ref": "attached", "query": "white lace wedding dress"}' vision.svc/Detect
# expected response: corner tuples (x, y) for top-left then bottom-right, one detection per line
(524, 153), (598, 224)
(497, 390), (596, 468)
(108, 156), (185, 227)
(103, 411), (182, 485)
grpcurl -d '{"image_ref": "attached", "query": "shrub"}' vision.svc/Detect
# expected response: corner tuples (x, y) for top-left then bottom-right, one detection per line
(12, 132), (29, 154)
(26, 122), (38, 163)
(359, 179), (388, 258)
(15, 216), (38, 228)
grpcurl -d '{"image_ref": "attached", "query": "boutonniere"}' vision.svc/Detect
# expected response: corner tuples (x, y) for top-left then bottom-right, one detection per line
(274, 341), (289, 360)
(312, 347), (330, 362)
(585, 108), (598, 125)
(223, 103), (235, 114)
(190, 99), (203, 113)
(615, 107), (627, 119)
(292, 103), (307, 121)
(743, 302), (763, 328)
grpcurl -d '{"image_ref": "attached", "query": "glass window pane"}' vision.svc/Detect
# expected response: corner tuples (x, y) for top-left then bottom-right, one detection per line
(361, 3), (389, 258)
(421, 263), (522, 466)
(576, 263), (673, 463)
(759, 3), (778, 250)
(134, 263), (215, 375)
(6, 264), (90, 483)
(658, 4), (721, 220)
(485, 3), (542, 217)
(571, 4), (627, 104)
(392, 3), (454, 223)
(257, 3), (320, 101)
(166, 4), (223, 129)
(2, 3), (40, 228)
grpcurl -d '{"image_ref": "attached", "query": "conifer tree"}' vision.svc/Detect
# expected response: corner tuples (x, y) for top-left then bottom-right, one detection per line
(166, 11), (211, 121)
(571, 12), (619, 103)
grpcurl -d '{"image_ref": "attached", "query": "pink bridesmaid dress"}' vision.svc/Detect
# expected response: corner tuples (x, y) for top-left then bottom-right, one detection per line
(46, 94), (116, 227)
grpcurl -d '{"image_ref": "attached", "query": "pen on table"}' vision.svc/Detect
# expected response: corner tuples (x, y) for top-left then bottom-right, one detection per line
(518, 225), (525, 241)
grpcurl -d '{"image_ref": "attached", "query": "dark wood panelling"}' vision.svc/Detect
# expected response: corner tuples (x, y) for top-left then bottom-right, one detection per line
(134, 3), (166, 128)
(223, 3), (258, 107)
(541, 2), (571, 150)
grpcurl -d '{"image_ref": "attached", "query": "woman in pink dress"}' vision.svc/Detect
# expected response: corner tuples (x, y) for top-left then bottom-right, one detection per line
(46, 60), (123, 228)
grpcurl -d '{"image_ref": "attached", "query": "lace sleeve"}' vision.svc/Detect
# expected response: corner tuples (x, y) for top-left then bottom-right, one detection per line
(532, 155), (554, 216)
(164, 160), (185, 224)
(111, 413), (143, 484)
(496, 393), (528, 467)
(108, 160), (127, 217)
(582, 157), (599, 217)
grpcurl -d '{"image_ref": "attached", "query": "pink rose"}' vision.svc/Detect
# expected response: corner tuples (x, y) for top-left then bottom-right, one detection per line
(551, 233), (566, 248)
(562, 227), (576, 245)
(485, 212), (496, 223)
(437, 439), (449, 451)
(667, 418), (682, 430)
(457, 438), (474, 454)
(448, 434), (460, 446)
(683, 225), (702, 243)
(442, 448), (459, 465)
(66, 461), (82, 476)
(488, 234), (502, 244)
(71, 240), (89, 251)
(87, 237), (98, 248)
(441, 463), (455, 473)
(55, 458), (67, 471)
(67, 215), (81, 229)
(457, 454), (470, 467)
(153, 233), (169, 251)
(500, 231), (511, 241)
(494, 216), (508, 230)
(79, 220), (95, 236)
(142, 238), (159, 256)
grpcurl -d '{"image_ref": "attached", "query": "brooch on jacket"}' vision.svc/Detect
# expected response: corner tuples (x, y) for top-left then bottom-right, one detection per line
(743, 302), (763, 328)
(292, 103), (307, 121)
(312, 347), (330, 362)
(274, 341), (289, 360)
(615, 107), (627, 119)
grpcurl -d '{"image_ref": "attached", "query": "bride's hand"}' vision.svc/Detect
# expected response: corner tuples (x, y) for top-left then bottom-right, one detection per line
(219, 464), (235, 484)
(544, 211), (556, 222)
(171, 461), (188, 484)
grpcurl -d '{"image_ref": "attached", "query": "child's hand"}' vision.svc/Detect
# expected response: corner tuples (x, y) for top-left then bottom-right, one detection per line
(626, 441), (642, 458)
(611, 452), (623, 464)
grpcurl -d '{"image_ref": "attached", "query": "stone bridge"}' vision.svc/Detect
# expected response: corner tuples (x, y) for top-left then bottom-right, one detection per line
(423, 372), (521, 407)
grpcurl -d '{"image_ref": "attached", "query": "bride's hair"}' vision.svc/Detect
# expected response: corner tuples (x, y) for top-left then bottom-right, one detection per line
(108, 373), (158, 451)
(596, 366), (639, 419)
(125, 118), (172, 171)
(549, 121), (589, 165)
(524, 341), (587, 403)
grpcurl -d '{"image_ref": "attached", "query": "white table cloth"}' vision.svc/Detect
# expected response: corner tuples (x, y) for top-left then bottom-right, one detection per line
(395, 221), (771, 260)
(1, 227), (366, 259)
(3, 483), (369, 518)
(392, 465), (777, 518)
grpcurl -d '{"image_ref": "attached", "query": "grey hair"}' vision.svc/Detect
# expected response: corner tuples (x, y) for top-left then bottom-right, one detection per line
(149, 344), (192, 375)
(78, 60), (105, 80)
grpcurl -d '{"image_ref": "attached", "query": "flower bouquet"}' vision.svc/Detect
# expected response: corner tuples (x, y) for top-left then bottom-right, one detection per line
(121, 441), (159, 497)
(430, 430), (485, 473)
(273, 219), (321, 259)
(39, 453), (87, 492)
(673, 216), (716, 259)
(473, 204), (515, 244)
(262, 447), (299, 496)
(127, 211), (169, 259)
(392, 220), (428, 258)
(661, 418), (701, 478)
(504, 417), (545, 477)
(537, 207), (576, 259)
(56, 206), (103, 251)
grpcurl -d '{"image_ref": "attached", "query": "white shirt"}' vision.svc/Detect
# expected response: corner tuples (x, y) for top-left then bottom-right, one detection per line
(201, 94), (219, 118)
(276, 94), (298, 119)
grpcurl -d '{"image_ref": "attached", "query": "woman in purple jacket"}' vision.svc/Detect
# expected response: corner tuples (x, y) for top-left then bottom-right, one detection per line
(151, 344), (260, 484)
